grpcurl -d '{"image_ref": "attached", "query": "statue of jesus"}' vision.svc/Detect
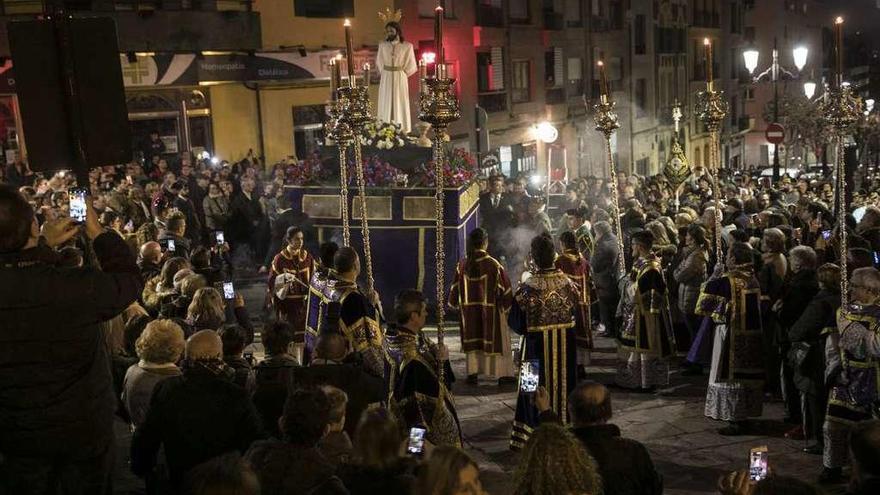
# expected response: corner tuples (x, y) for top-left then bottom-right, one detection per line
(376, 19), (417, 134)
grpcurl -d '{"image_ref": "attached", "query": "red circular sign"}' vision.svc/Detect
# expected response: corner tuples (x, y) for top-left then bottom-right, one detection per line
(765, 123), (785, 144)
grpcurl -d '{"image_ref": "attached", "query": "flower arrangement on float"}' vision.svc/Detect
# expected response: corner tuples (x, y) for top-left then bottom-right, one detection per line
(359, 120), (409, 150)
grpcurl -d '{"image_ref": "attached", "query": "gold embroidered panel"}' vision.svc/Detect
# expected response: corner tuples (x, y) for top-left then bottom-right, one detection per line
(351, 196), (393, 220)
(459, 181), (480, 219)
(403, 196), (436, 220)
(302, 194), (341, 219)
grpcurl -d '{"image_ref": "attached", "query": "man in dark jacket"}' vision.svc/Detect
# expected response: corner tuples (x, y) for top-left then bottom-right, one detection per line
(478, 174), (514, 261)
(253, 321), (301, 439)
(262, 194), (316, 271)
(0, 186), (143, 494)
(291, 332), (386, 438)
(173, 180), (203, 246)
(538, 381), (662, 495)
(131, 330), (264, 488)
(158, 211), (192, 259)
(228, 177), (267, 263)
(775, 245), (819, 430)
(245, 388), (348, 495)
(138, 240), (163, 283)
(788, 263), (840, 454)
(590, 221), (621, 338)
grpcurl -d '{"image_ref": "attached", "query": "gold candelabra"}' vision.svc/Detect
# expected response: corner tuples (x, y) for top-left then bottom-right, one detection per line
(324, 99), (352, 246)
(418, 7), (460, 389)
(336, 83), (376, 295)
(696, 39), (728, 269)
(592, 61), (626, 276)
(817, 85), (863, 306)
(819, 17), (865, 306)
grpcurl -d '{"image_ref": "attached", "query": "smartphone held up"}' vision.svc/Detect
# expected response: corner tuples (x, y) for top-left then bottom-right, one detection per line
(68, 187), (87, 224)
(749, 446), (769, 481)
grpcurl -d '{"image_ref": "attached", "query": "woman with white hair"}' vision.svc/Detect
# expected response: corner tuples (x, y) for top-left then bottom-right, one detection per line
(122, 319), (186, 428)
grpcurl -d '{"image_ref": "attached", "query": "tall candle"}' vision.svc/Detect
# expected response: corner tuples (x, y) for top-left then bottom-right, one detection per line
(435, 6), (444, 64)
(703, 38), (713, 87)
(597, 60), (609, 100)
(362, 62), (371, 88)
(329, 58), (338, 99)
(418, 59), (427, 94)
(835, 16), (844, 87)
(344, 19), (355, 86)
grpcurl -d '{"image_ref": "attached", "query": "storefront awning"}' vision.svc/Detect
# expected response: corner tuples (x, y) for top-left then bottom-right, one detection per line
(0, 48), (377, 92)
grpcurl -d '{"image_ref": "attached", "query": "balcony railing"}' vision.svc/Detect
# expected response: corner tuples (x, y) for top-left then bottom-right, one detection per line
(478, 91), (507, 113)
(475, 1), (504, 27)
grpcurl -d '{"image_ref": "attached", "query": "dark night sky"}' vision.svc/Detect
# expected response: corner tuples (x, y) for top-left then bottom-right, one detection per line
(816, 0), (880, 41)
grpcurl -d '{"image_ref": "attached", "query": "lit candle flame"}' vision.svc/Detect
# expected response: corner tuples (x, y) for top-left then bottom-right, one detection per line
(344, 19), (351, 27)
(597, 60), (604, 67)
(703, 38), (710, 46)
(835, 16), (843, 24)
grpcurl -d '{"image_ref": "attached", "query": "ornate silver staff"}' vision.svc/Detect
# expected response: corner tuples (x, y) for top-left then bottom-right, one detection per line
(592, 59), (626, 275)
(418, 4), (460, 397)
(817, 17), (864, 305)
(696, 38), (728, 269)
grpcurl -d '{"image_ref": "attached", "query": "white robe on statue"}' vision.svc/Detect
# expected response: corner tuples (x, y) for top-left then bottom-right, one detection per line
(376, 39), (417, 134)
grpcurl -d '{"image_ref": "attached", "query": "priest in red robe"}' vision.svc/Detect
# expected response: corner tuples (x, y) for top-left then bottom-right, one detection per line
(448, 227), (515, 386)
(555, 231), (593, 375)
(268, 226), (314, 363)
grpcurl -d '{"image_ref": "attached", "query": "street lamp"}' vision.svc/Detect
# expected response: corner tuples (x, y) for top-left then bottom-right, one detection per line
(803, 81), (817, 99)
(742, 38), (808, 181)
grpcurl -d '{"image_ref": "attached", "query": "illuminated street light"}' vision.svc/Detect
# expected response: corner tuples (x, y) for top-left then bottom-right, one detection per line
(535, 121), (558, 144)
(792, 46), (809, 72)
(743, 49), (759, 75)
(803, 81), (816, 99)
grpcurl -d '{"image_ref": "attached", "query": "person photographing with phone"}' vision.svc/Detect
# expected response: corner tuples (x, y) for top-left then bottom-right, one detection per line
(0, 184), (144, 494)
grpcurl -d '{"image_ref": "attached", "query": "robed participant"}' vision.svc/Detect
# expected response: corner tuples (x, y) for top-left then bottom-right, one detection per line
(304, 241), (340, 358)
(317, 247), (392, 388)
(387, 290), (462, 447)
(697, 242), (764, 436)
(555, 231), (593, 374)
(376, 19), (417, 133)
(821, 267), (880, 483)
(448, 228), (514, 386)
(616, 230), (675, 391)
(509, 234), (581, 450)
(268, 227), (314, 364)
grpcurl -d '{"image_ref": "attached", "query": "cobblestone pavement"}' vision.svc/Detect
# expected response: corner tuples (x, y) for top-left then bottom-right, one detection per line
(443, 331), (848, 495)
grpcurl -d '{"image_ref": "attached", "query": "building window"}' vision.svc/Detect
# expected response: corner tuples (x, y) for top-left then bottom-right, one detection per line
(745, 87), (754, 100)
(510, 0), (530, 23)
(545, 48), (563, 88)
(565, 0), (582, 26)
(293, 0), (353, 18)
(634, 15), (646, 55)
(512, 60), (531, 103)
(292, 104), (325, 160)
(476, 0), (503, 26)
(419, 0), (455, 18)
(635, 78), (647, 118)
(744, 26), (755, 43)
(478, 48), (506, 112)
(609, 0), (623, 29)
(567, 57), (583, 96)
(636, 157), (649, 175)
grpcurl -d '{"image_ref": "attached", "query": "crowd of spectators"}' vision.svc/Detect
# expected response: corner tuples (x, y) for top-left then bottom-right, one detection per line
(4, 145), (880, 495)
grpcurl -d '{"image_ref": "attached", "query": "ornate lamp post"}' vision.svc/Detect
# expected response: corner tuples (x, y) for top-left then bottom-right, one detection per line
(742, 38), (808, 181)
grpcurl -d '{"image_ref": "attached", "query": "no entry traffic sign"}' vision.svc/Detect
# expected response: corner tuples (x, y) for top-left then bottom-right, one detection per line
(765, 123), (785, 144)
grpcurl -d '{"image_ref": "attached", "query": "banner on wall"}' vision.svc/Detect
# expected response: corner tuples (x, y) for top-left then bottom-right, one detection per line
(0, 48), (377, 92)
